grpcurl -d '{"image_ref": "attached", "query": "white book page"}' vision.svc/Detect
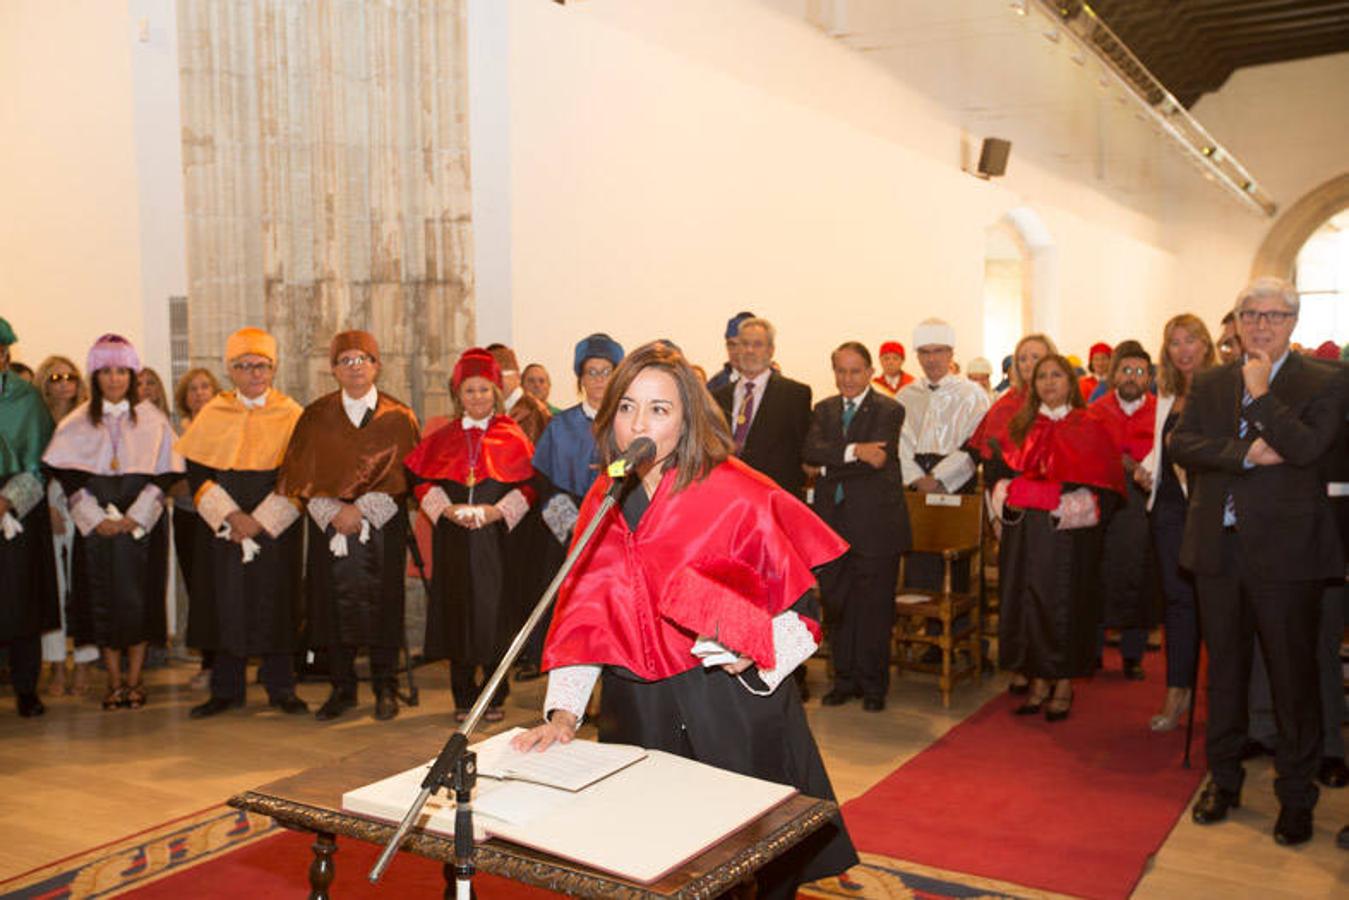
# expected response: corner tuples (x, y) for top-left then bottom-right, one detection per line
(475, 728), (647, 792)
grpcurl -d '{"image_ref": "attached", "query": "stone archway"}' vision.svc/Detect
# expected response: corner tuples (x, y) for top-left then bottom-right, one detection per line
(1250, 173), (1349, 279)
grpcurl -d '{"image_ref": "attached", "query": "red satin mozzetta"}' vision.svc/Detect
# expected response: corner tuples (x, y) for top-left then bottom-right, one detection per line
(1087, 391), (1157, 463)
(541, 457), (847, 679)
(403, 415), (534, 493)
(967, 387), (1025, 462)
(1006, 409), (1127, 511)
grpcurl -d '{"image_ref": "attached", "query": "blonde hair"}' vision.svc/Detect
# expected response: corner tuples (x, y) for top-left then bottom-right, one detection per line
(1009, 333), (1060, 392)
(1158, 314), (1216, 399)
(34, 355), (88, 420)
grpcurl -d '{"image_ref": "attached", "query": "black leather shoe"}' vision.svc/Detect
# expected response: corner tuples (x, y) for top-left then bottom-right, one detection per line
(1337, 824), (1349, 849)
(17, 692), (45, 718)
(190, 696), (243, 719)
(820, 688), (859, 707)
(315, 688), (357, 721)
(1192, 780), (1241, 824)
(269, 693), (309, 715)
(374, 690), (399, 721)
(1273, 806), (1313, 846)
(862, 696), (886, 712)
(1122, 659), (1145, 681)
(1318, 756), (1349, 788)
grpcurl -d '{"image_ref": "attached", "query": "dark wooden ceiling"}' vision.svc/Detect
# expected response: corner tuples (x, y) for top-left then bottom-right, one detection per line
(1082, 0), (1349, 107)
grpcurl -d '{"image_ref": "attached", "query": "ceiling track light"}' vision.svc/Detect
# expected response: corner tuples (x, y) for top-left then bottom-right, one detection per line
(1027, 0), (1276, 217)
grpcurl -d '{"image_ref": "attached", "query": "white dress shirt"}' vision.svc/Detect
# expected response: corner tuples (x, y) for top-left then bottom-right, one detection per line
(731, 369), (771, 434)
(342, 387), (378, 428)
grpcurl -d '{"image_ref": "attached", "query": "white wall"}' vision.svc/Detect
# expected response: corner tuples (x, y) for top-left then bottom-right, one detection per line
(1163, 52), (1349, 338)
(0, 1), (142, 370)
(495, 0), (1198, 400)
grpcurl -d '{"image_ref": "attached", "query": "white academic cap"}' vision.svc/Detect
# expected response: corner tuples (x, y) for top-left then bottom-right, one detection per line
(913, 319), (956, 350)
(967, 356), (992, 376)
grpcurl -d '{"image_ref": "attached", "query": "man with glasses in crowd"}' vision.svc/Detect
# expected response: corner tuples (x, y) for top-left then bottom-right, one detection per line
(176, 328), (310, 718)
(1173, 277), (1346, 847)
(277, 331), (421, 722)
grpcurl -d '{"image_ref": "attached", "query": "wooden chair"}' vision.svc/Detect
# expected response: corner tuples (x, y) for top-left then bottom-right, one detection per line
(893, 489), (984, 707)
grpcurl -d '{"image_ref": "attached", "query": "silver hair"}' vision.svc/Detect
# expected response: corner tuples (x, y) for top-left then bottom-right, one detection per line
(1234, 276), (1299, 316)
(737, 317), (776, 346)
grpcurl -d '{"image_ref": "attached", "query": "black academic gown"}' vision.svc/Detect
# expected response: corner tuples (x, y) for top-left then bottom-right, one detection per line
(185, 463), (302, 656)
(304, 513), (407, 651)
(54, 472), (170, 649)
(421, 476), (530, 665)
(594, 486), (858, 900)
(0, 492), (59, 644)
(1098, 477), (1159, 631)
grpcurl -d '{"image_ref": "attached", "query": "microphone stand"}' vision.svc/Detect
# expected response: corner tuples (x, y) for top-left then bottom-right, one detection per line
(369, 457), (645, 891)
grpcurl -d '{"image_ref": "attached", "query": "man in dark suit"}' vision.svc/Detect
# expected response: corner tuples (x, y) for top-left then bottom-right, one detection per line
(804, 342), (911, 711)
(712, 317), (812, 500)
(1172, 277), (1346, 847)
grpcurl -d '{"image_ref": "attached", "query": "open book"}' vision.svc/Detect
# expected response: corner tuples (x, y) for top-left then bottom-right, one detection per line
(341, 728), (797, 884)
(471, 727), (646, 791)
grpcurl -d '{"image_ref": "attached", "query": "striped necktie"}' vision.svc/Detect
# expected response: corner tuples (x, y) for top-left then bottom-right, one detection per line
(1223, 389), (1254, 526)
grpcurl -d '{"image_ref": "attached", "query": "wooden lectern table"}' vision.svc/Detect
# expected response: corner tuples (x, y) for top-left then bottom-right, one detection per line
(227, 724), (838, 898)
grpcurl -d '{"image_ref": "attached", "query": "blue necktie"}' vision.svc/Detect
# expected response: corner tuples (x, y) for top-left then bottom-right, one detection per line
(835, 399), (857, 503)
(1223, 389), (1254, 527)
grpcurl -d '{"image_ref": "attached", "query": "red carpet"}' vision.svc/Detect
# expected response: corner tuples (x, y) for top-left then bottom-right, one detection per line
(841, 651), (1205, 900)
(123, 829), (563, 899)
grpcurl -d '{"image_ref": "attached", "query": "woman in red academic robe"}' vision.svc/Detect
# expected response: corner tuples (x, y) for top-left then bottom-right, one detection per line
(986, 354), (1125, 722)
(404, 348), (535, 722)
(967, 332), (1057, 694)
(511, 340), (858, 899)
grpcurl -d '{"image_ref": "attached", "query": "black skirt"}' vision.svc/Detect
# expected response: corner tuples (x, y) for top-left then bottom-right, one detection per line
(998, 506), (1106, 679)
(1098, 479), (1159, 630)
(598, 665), (858, 899)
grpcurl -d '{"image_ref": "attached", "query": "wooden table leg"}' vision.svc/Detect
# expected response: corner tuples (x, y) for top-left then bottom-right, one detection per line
(308, 831), (338, 900)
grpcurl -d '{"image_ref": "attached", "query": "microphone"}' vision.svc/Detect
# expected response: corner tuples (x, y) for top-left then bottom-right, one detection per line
(604, 437), (657, 498)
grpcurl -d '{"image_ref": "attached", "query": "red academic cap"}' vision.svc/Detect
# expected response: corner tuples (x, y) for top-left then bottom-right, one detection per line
(451, 347), (502, 391)
(879, 341), (905, 358)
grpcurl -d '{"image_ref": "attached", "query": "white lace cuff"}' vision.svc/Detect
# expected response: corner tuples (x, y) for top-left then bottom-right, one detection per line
(742, 611), (819, 696)
(252, 493), (301, 538)
(543, 664), (601, 725)
(541, 493), (579, 545)
(1, 472), (44, 520)
(126, 484), (166, 532)
(69, 489), (107, 536)
(1053, 487), (1099, 530)
(307, 496), (342, 532)
(1, 512), (22, 540)
(355, 492), (399, 529)
(421, 486), (451, 524)
(196, 482), (240, 532)
(496, 488), (530, 532)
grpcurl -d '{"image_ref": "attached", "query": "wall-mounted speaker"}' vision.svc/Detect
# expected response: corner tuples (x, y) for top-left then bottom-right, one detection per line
(977, 138), (1012, 178)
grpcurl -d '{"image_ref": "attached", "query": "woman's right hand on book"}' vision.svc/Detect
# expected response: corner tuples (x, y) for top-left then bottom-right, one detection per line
(511, 711), (577, 753)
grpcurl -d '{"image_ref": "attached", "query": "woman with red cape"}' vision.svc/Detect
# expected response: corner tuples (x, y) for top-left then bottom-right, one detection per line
(404, 348), (535, 723)
(984, 354), (1126, 722)
(512, 341), (857, 898)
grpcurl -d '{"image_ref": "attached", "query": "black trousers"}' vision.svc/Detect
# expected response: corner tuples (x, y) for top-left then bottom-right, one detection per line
(1152, 498), (1197, 688)
(823, 551), (900, 700)
(449, 661), (509, 710)
(329, 644), (397, 694)
(1196, 530), (1322, 809)
(3, 635), (41, 696)
(211, 651), (294, 703)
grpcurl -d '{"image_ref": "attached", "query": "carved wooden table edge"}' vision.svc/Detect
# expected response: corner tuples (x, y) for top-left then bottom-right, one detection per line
(227, 791), (838, 899)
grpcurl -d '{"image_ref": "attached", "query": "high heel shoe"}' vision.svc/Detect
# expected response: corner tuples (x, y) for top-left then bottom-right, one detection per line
(1149, 687), (1192, 732)
(1014, 681), (1049, 715)
(1045, 682), (1073, 723)
(1008, 675), (1030, 696)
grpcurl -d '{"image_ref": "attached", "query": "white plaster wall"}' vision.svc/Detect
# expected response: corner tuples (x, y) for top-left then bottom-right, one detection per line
(498, 0), (1192, 400)
(1163, 52), (1349, 338)
(0, 1), (146, 370)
